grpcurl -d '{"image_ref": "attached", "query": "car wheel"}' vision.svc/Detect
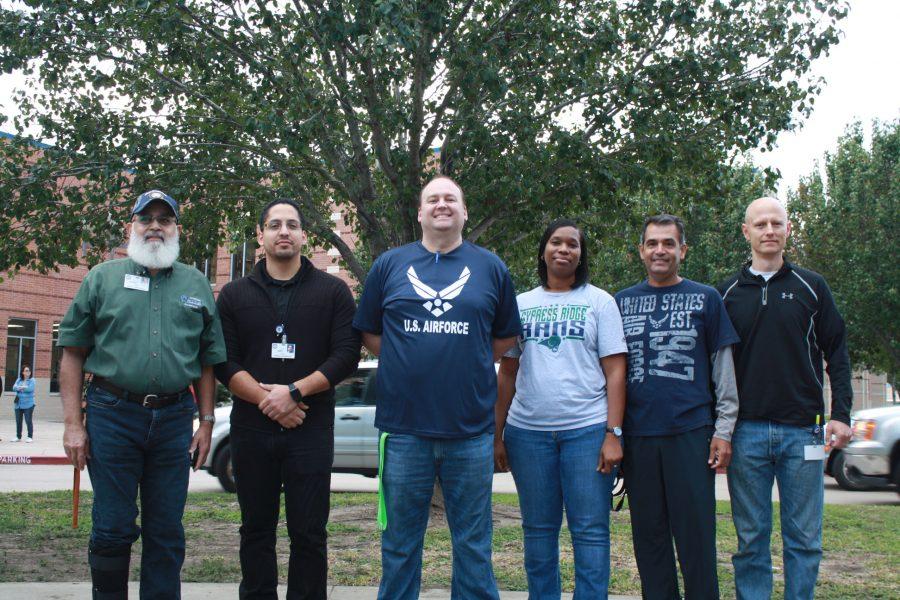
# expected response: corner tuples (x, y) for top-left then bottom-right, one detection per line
(214, 443), (236, 494)
(831, 450), (872, 491)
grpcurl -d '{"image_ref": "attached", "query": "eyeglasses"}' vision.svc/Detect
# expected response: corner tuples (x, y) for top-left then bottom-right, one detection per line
(263, 219), (302, 232)
(135, 214), (177, 227)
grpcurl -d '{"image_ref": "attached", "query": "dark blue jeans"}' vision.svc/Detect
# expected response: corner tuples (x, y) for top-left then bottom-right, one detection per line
(378, 432), (499, 600)
(14, 406), (34, 438)
(505, 423), (616, 599)
(231, 424), (334, 600)
(85, 383), (195, 600)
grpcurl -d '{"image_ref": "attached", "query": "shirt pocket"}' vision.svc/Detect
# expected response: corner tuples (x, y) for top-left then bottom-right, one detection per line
(169, 302), (206, 352)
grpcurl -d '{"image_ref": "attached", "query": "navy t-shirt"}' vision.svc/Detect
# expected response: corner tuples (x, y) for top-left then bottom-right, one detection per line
(353, 241), (522, 438)
(614, 278), (739, 436)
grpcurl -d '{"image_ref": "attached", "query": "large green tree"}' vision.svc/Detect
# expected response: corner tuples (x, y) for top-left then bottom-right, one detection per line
(789, 120), (899, 389)
(0, 0), (846, 280)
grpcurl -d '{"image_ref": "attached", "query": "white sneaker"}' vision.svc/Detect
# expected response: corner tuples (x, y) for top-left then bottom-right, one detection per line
(11, 438), (20, 442)
(26, 437), (33, 443)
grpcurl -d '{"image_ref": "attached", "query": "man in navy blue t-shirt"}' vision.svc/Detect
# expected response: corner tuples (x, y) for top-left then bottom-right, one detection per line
(353, 176), (521, 600)
(615, 214), (739, 600)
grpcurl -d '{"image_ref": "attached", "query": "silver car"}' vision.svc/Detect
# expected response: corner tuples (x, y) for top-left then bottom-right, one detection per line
(829, 405), (900, 493)
(199, 361), (379, 492)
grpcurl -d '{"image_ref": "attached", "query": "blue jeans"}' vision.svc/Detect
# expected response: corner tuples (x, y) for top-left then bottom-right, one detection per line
(378, 432), (499, 600)
(85, 384), (195, 599)
(504, 423), (616, 600)
(14, 406), (34, 438)
(728, 419), (824, 600)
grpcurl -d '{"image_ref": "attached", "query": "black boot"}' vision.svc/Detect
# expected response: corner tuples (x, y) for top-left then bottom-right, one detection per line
(89, 542), (131, 600)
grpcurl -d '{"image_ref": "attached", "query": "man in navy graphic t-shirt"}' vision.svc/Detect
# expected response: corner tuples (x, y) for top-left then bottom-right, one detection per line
(615, 214), (739, 600)
(353, 176), (521, 600)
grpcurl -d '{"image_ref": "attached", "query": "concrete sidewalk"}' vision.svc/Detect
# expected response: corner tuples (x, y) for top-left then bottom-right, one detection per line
(0, 583), (640, 598)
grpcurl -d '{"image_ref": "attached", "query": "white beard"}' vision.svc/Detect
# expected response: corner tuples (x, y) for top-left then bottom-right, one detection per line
(127, 230), (180, 270)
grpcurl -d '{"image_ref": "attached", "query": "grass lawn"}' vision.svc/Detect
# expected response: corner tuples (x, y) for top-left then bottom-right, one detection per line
(0, 491), (896, 598)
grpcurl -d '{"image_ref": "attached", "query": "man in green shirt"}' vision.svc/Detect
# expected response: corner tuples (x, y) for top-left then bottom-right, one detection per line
(58, 190), (226, 600)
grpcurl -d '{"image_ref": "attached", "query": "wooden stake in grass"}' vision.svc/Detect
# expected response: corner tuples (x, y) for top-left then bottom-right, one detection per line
(73, 468), (80, 529)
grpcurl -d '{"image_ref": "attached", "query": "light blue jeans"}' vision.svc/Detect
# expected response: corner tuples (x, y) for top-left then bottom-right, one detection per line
(728, 419), (824, 600)
(378, 432), (499, 600)
(505, 423), (616, 599)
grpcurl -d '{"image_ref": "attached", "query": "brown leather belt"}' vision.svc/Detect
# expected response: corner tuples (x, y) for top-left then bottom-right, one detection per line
(91, 377), (190, 409)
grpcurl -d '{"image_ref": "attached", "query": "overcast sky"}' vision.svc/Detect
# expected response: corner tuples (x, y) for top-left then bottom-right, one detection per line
(750, 0), (900, 194)
(2, 1), (898, 197)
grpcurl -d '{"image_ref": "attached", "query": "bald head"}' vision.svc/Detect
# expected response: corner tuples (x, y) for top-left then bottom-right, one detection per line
(742, 196), (790, 263)
(744, 196), (787, 224)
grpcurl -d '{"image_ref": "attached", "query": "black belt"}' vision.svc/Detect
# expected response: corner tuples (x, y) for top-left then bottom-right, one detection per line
(92, 377), (189, 409)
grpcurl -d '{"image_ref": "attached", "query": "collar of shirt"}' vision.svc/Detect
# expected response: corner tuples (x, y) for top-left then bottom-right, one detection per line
(259, 260), (304, 288)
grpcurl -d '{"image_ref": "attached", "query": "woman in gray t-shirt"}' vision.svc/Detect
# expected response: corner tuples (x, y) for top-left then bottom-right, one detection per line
(495, 219), (627, 598)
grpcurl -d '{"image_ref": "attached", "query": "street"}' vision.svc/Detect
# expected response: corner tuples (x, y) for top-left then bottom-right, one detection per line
(1, 418), (897, 504)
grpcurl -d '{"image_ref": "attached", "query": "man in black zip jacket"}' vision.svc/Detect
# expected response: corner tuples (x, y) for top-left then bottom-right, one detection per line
(215, 199), (359, 600)
(718, 197), (852, 600)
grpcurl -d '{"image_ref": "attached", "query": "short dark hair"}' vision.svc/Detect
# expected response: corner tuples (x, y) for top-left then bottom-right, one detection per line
(258, 199), (303, 228)
(537, 218), (589, 289)
(419, 176), (465, 205)
(640, 214), (686, 245)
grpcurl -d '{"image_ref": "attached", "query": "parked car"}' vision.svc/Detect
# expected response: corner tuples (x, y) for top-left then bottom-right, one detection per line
(198, 361), (379, 492)
(825, 405), (900, 493)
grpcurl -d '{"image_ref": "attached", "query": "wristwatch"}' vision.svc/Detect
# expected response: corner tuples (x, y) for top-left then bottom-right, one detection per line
(199, 414), (216, 424)
(606, 426), (623, 438)
(287, 382), (303, 403)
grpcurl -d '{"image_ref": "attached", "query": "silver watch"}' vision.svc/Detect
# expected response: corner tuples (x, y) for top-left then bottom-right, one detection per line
(199, 414), (216, 424)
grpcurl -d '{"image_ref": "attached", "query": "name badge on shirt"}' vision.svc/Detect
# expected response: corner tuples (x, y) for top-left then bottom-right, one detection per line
(124, 274), (150, 291)
(271, 343), (296, 360)
(804, 444), (826, 461)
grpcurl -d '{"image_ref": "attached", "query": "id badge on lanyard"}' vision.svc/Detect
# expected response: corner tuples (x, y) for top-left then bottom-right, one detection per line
(271, 325), (296, 360)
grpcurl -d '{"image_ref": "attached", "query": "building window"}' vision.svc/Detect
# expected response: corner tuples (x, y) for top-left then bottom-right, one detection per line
(50, 323), (62, 393)
(230, 241), (258, 280)
(5, 318), (36, 392)
(194, 255), (217, 285)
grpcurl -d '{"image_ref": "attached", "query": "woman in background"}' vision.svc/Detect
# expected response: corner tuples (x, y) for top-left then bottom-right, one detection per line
(12, 365), (36, 442)
(495, 219), (628, 599)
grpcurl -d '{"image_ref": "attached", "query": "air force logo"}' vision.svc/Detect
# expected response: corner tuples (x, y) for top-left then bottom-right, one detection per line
(407, 266), (471, 317)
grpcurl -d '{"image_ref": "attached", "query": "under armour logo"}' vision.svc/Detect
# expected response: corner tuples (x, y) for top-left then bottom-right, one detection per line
(782, 292), (794, 300)
(407, 266), (471, 317)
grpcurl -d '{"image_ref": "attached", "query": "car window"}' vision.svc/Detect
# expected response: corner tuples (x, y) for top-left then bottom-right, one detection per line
(335, 368), (374, 407)
(364, 369), (377, 406)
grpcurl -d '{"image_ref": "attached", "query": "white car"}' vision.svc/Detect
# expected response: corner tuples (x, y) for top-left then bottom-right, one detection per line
(830, 405), (900, 493)
(199, 361), (379, 492)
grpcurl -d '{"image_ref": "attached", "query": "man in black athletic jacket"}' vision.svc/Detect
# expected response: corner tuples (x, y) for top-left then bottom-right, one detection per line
(215, 199), (359, 599)
(718, 196), (852, 600)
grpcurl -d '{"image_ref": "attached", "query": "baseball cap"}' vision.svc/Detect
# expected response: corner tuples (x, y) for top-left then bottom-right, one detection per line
(131, 190), (179, 220)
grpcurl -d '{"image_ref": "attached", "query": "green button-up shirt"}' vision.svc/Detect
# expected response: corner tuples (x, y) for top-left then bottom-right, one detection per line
(59, 258), (227, 394)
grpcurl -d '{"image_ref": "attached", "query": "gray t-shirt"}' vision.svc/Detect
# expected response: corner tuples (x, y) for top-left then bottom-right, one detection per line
(506, 284), (627, 431)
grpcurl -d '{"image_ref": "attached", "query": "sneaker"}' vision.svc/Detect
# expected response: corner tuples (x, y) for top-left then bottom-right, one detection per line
(26, 437), (33, 443)
(11, 438), (20, 442)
